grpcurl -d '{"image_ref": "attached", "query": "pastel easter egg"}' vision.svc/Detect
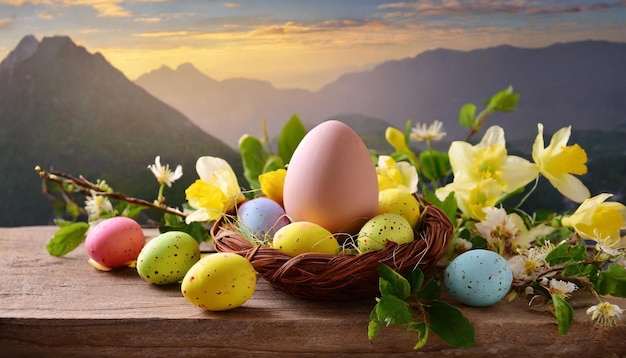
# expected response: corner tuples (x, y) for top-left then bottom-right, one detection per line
(357, 213), (414, 253)
(272, 221), (339, 256)
(136, 231), (201, 285)
(181, 253), (257, 311)
(443, 249), (513, 307)
(237, 197), (290, 241)
(377, 188), (421, 228)
(85, 217), (145, 269)
(282, 120), (379, 234)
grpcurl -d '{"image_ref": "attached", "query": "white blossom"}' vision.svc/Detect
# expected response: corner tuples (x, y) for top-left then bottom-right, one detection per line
(148, 156), (183, 187)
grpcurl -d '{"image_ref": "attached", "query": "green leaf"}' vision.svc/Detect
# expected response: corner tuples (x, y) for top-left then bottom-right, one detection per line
(458, 103), (476, 128)
(406, 266), (424, 296)
(419, 278), (441, 301)
(367, 319), (381, 341)
(407, 321), (429, 350)
(596, 264), (626, 297)
(277, 114), (307, 164)
(545, 242), (573, 266)
(159, 213), (209, 244)
(46, 222), (90, 257)
(425, 300), (475, 348)
(378, 263), (411, 299)
(117, 201), (146, 218)
(239, 134), (268, 190)
(552, 294), (573, 335)
(262, 154), (285, 173)
(563, 263), (598, 279)
(419, 150), (451, 182)
(376, 295), (412, 326)
(484, 85), (519, 112)
(423, 189), (457, 226)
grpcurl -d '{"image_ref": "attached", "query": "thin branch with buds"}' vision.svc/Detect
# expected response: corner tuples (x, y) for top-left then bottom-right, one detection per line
(35, 166), (186, 218)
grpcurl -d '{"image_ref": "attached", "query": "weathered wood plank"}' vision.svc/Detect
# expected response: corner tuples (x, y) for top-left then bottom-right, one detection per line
(1, 226), (625, 357)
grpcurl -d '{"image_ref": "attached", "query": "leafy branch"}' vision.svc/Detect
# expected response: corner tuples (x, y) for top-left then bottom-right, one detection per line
(368, 264), (475, 349)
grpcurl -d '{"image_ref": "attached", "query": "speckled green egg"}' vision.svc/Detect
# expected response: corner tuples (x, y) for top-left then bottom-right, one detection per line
(136, 231), (201, 285)
(357, 213), (414, 253)
(181, 253), (257, 311)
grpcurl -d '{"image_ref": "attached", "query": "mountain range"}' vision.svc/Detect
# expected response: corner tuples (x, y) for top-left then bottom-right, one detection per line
(1, 35), (625, 226)
(0, 35), (240, 226)
(136, 40), (626, 148)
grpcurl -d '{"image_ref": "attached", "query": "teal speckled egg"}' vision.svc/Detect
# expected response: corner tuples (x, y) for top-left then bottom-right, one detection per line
(443, 249), (513, 307)
(136, 231), (201, 285)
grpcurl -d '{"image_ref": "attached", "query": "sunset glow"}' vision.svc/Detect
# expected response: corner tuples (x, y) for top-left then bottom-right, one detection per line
(1, 0), (625, 90)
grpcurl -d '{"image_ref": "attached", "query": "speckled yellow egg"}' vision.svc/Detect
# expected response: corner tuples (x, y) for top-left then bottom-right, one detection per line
(272, 221), (339, 256)
(136, 231), (201, 285)
(357, 213), (414, 253)
(282, 120), (379, 234)
(377, 188), (421, 228)
(181, 253), (257, 311)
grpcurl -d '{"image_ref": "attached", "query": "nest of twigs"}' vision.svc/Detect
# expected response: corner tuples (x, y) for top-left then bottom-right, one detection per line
(212, 199), (453, 300)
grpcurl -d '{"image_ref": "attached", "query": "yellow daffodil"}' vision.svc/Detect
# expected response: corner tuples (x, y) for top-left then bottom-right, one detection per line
(437, 177), (502, 221)
(259, 168), (286, 205)
(448, 125), (538, 193)
(376, 155), (418, 194)
(532, 123), (590, 203)
(185, 156), (245, 224)
(385, 127), (419, 167)
(561, 193), (626, 246)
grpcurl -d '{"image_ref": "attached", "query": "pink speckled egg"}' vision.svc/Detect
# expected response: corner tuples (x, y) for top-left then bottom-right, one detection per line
(85, 217), (145, 269)
(282, 120), (379, 234)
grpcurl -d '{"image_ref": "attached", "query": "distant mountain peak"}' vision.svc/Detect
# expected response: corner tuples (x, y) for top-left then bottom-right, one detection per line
(0, 34), (39, 73)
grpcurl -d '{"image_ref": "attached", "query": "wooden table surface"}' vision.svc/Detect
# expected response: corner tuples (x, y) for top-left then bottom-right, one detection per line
(1, 226), (625, 357)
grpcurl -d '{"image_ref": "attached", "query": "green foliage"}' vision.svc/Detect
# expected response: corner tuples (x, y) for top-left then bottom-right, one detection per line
(418, 150), (451, 182)
(46, 221), (89, 257)
(552, 294), (574, 335)
(458, 85), (520, 139)
(159, 213), (209, 244)
(239, 115), (307, 189)
(277, 114), (307, 163)
(424, 300), (475, 347)
(239, 134), (268, 190)
(368, 264), (475, 350)
(596, 264), (626, 297)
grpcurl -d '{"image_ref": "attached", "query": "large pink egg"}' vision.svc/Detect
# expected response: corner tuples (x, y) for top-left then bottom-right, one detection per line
(85, 217), (145, 269)
(283, 120), (379, 234)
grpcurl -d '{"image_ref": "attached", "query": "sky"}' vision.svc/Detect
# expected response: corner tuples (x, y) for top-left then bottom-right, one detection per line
(1, 0), (625, 91)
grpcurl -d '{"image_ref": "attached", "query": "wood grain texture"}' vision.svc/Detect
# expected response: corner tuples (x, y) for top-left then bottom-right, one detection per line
(1, 226), (625, 357)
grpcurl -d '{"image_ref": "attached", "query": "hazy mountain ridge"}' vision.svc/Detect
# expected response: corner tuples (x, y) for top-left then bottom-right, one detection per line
(0, 35), (241, 226)
(2, 35), (626, 226)
(136, 40), (626, 147)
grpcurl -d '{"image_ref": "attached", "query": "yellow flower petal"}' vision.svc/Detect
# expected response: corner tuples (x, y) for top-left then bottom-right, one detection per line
(532, 123), (590, 203)
(259, 169), (286, 205)
(562, 193), (626, 242)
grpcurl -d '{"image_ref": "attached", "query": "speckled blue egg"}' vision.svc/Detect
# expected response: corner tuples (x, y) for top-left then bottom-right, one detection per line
(443, 249), (513, 307)
(237, 198), (290, 240)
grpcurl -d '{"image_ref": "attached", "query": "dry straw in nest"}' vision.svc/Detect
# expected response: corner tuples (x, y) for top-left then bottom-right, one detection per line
(212, 200), (453, 300)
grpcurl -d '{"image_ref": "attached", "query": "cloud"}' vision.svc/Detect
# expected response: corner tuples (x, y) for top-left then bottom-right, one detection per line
(134, 17), (161, 23)
(0, 16), (16, 31)
(61, 0), (130, 17)
(377, 0), (626, 16)
(0, 0), (50, 5)
(223, 2), (239, 8)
